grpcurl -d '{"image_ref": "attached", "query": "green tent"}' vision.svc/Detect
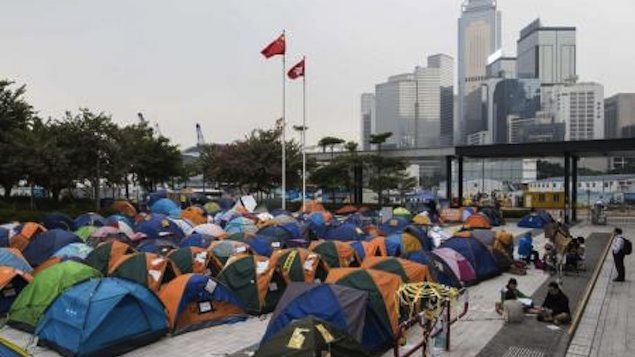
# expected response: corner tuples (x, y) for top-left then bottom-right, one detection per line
(217, 255), (286, 315)
(7, 261), (101, 332)
(255, 317), (368, 357)
(74, 226), (98, 242)
(85, 241), (136, 275)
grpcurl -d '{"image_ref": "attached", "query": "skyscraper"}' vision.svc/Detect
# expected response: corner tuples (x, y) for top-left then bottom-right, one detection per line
(543, 82), (605, 141)
(458, 0), (502, 144)
(373, 55), (454, 149)
(517, 19), (576, 85)
(604, 94), (635, 139)
(428, 54), (455, 146)
(360, 93), (375, 150)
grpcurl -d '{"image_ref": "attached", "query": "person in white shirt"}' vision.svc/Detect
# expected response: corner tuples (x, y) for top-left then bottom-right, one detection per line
(612, 228), (626, 282)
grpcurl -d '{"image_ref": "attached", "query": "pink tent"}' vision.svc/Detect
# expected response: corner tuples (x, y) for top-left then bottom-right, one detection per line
(432, 247), (477, 284)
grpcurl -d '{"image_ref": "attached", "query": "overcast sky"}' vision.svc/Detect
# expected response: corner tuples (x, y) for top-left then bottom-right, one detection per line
(1, 0), (633, 149)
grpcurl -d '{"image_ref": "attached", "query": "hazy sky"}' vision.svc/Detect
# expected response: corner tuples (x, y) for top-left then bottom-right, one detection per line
(1, 0), (633, 149)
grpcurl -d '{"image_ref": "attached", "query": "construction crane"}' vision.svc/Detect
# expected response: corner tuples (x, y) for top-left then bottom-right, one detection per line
(196, 123), (207, 194)
(137, 112), (162, 136)
(196, 123), (206, 147)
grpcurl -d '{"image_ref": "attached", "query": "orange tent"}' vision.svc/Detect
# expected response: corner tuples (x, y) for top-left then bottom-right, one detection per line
(350, 237), (388, 260)
(159, 274), (247, 335)
(167, 247), (213, 275)
(269, 248), (329, 283)
(181, 206), (207, 226)
(464, 214), (492, 229)
(325, 268), (401, 338)
(302, 200), (326, 213)
(335, 205), (358, 215)
(309, 240), (361, 270)
(440, 208), (463, 223)
(0, 266), (33, 315)
(361, 257), (432, 283)
(85, 240), (136, 275)
(109, 252), (181, 292)
(10, 223), (46, 251)
(111, 200), (137, 218)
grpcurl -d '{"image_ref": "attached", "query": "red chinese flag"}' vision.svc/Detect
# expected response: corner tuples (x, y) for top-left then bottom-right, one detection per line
(261, 33), (286, 58)
(287, 59), (305, 79)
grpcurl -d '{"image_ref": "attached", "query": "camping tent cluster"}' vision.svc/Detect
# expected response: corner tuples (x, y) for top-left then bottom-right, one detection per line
(0, 198), (515, 356)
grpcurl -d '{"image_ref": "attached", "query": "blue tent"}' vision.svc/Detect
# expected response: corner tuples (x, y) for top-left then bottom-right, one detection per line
(179, 233), (215, 249)
(42, 212), (75, 231)
(440, 237), (500, 282)
(36, 278), (168, 357)
(258, 224), (300, 242)
(379, 217), (410, 236)
(151, 198), (181, 218)
(218, 197), (235, 210)
(106, 215), (135, 229)
(261, 283), (368, 347)
(241, 235), (284, 257)
(0, 249), (32, 273)
(402, 250), (462, 288)
(0, 337), (27, 357)
(74, 213), (106, 229)
(23, 229), (82, 266)
(324, 223), (367, 241)
(518, 213), (550, 228)
(134, 214), (185, 242)
(137, 239), (178, 254)
(306, 212), (332, 239)
(0, 228), (9, 247)
(52, 243), (93, 260)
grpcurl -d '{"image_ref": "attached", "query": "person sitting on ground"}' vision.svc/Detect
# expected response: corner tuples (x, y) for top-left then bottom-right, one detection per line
(518, 233), (540, 265)
(495, 278), (532, 315)
(536, 282), (571, 325)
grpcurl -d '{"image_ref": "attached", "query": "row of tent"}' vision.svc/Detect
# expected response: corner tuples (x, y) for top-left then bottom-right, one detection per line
(0, 199), (517, 355)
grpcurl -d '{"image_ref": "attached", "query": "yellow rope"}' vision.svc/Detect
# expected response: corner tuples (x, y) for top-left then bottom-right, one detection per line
(396, 282), (460, 320)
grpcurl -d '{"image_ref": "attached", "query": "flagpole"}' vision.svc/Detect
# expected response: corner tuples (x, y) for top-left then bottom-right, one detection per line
(302, 56), (307, 210)
(281, 30), (287, 210)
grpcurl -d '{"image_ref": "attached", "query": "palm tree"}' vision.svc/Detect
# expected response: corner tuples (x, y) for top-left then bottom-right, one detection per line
(318, 136), (345, 159)
(368, 132), (392, 205)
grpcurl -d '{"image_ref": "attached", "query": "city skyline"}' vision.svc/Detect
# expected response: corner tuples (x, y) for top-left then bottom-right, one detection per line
(0, 0), (633, 148)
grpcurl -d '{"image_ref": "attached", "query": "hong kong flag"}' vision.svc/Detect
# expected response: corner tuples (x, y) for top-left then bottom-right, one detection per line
(287, 58), (305, 79)
(261, 33), (286, 58)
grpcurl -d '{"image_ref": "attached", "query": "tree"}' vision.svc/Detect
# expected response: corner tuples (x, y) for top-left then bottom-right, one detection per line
(369, 132), (392, 152)
(368, 132), (394, 204)
(0, 80), (35, 198)
(344, 141), (358, 153)
(200, 125), (306, 197)
(318, 136), (345, 158)
(364, 155), (408, 205)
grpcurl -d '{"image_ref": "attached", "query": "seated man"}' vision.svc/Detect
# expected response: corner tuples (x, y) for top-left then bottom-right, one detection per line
(495, 278), (532, 315)
(536, 282), (571, 325)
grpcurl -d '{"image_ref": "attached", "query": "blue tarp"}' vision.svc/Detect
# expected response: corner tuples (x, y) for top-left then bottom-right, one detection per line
(36, 278), (168, 357)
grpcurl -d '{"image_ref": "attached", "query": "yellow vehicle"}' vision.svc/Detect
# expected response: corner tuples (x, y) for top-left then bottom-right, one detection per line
(524, 191), (565, 209)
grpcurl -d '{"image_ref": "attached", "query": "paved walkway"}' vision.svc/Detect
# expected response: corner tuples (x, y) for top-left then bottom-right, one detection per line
(0, 223), (616, 357)
(567, 225), (635, 357)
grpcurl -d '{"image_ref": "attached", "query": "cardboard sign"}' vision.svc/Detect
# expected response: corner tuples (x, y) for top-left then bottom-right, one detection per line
(240, 195), (257, 213)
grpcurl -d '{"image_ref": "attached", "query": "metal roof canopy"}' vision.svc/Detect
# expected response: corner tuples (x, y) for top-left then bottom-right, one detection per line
(455, 138), (635, 158)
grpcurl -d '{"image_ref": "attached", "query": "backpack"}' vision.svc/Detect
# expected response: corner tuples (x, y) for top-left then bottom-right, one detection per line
(623, 238), (632, 255)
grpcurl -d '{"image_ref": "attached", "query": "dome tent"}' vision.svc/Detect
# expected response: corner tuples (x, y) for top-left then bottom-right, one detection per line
(36, 278), (168, 357)
(7, 261), (101, 332)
